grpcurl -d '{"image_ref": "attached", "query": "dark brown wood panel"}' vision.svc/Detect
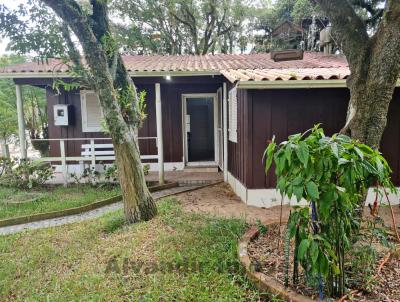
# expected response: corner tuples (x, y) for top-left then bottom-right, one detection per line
(228, 87), (400, 189)
(46, 78), (222, 163)
(250, 88), (349, 189)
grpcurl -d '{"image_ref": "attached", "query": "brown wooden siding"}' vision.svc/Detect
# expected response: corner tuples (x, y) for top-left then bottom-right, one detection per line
(47, 78), (222, 162)
(228, 89), (252, 185)
(227, 87), (400, 188)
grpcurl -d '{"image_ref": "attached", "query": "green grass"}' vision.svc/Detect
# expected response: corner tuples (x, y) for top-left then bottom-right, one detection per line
(0, 185), (121, 220)
(0, 198), (268, 302)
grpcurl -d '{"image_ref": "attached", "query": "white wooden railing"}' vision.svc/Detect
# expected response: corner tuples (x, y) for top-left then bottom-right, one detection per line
(31, 137), (159, 185)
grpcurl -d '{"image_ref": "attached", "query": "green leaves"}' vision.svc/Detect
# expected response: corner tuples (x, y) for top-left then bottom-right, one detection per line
(331, 142), (339, 158)
(310, 241), (319, 264)
(263, 125), (395, 297)
(298, 238), (310, 260)
(296, 141), (309, 167)
(264, 137), (276, 173)
(306, 181), (319, 200)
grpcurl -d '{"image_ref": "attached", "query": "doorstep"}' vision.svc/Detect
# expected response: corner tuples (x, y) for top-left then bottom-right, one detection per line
(184, 166), (219, 173)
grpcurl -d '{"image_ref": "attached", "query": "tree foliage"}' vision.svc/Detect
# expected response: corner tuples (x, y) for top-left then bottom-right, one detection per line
(112, 0), (248, 55)
(0, 55), (47, 148)
(265, 125), (394, 297)
(0, 0), (66, 58)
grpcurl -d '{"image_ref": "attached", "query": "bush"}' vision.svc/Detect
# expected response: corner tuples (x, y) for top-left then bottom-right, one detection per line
(69, 163), (150, 186)
(0, 158), (54, 189)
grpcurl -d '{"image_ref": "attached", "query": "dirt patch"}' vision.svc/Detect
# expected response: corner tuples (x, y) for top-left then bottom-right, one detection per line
(176, 183), (400, 227)
(176, 182), (292, 223)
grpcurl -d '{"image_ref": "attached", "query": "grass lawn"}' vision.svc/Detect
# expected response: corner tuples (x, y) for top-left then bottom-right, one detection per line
(0, 198), (273, 302)
(0, 185), (120, 220)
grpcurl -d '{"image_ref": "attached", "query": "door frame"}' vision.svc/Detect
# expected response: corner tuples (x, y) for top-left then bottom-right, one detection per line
(181, 93), (218, 166)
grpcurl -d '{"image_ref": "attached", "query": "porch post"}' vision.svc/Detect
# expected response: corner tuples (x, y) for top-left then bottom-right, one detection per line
(155, 83), (164, 185)
(15, 84), (27, 159)
(223, 83), (228, 182)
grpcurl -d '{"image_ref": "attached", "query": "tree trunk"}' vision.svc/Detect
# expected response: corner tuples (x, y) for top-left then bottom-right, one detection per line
(341, 73), (396, 148)
(315, 0), (400, 149)
(41, 0), (157, 223)
(92, 62), (157, 224)
(114, 139), (157, 223)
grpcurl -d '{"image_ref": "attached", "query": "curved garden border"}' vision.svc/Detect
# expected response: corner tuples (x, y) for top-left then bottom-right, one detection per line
(0, 182), (178, 228)
(238, 221), (314, 302)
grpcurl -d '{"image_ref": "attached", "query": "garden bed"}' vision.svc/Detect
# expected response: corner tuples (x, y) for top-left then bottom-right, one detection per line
(246, 222), (400, 301)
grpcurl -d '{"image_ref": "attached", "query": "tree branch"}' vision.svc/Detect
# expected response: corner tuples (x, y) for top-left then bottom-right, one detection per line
(61, 23), (81, 67)
(314, 0), (370, 71)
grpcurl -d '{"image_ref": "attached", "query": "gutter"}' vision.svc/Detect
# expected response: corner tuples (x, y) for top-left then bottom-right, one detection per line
(0, 70), (221, 79)
(237, 79), (400, 89)
(237, 79), (347, 89)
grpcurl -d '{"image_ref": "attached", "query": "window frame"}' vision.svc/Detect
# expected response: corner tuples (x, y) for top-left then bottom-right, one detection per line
(228, 87), (238, 143)
(80, 90), (103, 133)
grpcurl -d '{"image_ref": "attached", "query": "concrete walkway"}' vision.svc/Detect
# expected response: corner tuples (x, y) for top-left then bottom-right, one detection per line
(0, 184), (203, 236)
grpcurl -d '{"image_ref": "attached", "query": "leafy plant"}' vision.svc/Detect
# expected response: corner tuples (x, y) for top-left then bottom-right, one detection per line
(256, 219), (268, 234)
(346, 245), (377, 290)
(143, 163), (150, 176)
(0, 158), (54, 189)
(264, 125), (395, 298)
(70, 167), (101, 186)
(69, 163), (150, 186)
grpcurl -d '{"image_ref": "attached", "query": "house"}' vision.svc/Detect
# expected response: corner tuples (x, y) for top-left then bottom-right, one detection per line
(1, 52), (400, 207)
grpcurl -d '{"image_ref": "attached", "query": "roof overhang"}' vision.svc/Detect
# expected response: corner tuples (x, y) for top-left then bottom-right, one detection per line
(0, 70), (221, 79)
(237, 79), (400, 89)
(0, 72), (72, 79)
(129, 70), (220, 77)
(237, 79), (347, 89)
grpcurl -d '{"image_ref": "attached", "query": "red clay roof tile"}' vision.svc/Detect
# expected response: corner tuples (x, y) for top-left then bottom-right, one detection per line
(0, 52), (349, 82)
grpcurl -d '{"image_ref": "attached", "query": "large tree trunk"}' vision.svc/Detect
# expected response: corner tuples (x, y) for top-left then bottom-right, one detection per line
(315, 0), (400, 215)
(316, 0), (400, 149)
(342, 70), (397, 148)
(88, 57), (157, 223)
(114, 138), (157, 223)
(42, 0), (157, 223)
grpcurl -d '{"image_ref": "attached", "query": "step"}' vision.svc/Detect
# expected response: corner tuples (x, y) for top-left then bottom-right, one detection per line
(184, 166), (219, 173)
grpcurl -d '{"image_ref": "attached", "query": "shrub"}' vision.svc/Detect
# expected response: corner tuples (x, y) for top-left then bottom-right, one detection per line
(264, 125), (395, 298)
(0, 158), (54, 189)
(70, 163), (150, 186)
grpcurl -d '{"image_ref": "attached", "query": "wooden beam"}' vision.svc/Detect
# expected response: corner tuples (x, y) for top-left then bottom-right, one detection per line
(155, 83), (164, 185)
(15, 84), (27, 159)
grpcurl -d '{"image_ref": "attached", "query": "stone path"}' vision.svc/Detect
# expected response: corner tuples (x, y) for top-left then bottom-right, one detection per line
(0, 184), (203, 236)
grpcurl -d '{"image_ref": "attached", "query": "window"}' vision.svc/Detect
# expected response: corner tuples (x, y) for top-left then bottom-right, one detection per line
(81, 90), (103, 132)
(228, 87), (237, 143)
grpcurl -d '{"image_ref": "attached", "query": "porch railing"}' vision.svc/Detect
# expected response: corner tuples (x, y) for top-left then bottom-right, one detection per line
(31, 137), (159, 185)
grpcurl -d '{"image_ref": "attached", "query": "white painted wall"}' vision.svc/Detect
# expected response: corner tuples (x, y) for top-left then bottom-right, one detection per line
(227, 172), (400, 207)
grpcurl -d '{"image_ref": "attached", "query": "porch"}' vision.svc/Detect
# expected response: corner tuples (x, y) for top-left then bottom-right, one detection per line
(7, 79), (229, 185)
